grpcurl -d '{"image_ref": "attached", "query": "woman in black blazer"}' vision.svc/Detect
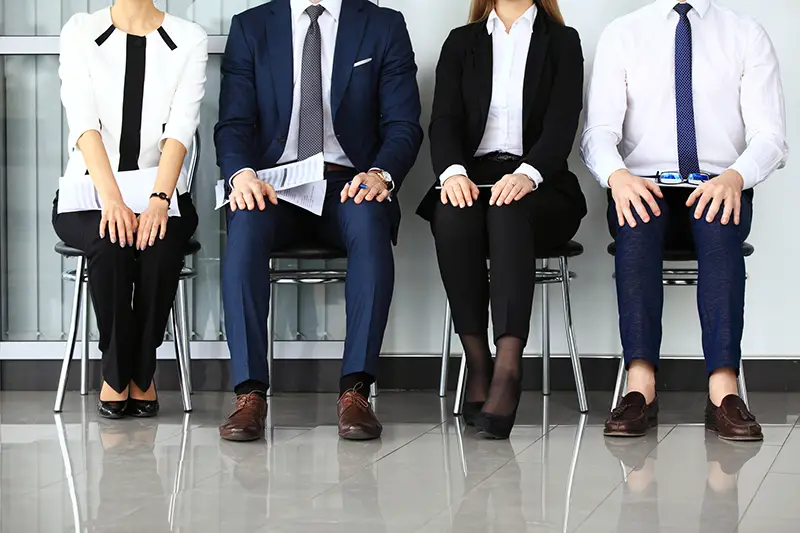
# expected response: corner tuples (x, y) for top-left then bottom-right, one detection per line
(417, 0), (587, 439)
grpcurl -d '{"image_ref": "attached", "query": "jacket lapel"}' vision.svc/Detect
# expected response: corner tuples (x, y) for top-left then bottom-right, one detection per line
(472, 25), (493, 136)
(265, 0), (294, 129)
(522, 12), (550, 132)
(331, 0), (368, 119)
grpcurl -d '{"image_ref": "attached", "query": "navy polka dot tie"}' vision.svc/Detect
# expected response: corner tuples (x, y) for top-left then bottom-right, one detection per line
(298, 5), (325, 161)
(674, 3), (700, 178)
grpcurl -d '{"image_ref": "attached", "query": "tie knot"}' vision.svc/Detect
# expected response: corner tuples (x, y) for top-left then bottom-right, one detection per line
(674, 3), (693, 17)
(306, 4), (325, 22)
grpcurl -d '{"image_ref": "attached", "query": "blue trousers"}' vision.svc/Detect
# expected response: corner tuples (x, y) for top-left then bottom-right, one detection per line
(223, 171), (395, 389)
(608, 187), (753, 375)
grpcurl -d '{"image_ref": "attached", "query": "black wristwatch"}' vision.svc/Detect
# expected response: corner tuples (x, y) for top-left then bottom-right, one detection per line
(150, 192), (170, 204)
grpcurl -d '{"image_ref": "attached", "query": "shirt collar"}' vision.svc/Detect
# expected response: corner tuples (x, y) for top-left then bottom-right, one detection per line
(655, 0), (711, 19)
(291, 0), (342, 24)
(486, 4), (537, 35)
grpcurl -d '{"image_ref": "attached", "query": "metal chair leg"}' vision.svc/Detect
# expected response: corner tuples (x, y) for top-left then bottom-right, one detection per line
(172, 306), (192, 412)
(560, 258), (588, 413)
(453, 351), (467, 416)
(267, 278), (275, 397)
(80, 275), (90, 396)
(370, 381), (379, 398)
(176, 279), (193, 394)
(55, 256), (85, 413)
(612, 356), (626, 410)
(542, 259), (551, 395)
(738, 360), (749, 410)
(439, 302), (452, 398)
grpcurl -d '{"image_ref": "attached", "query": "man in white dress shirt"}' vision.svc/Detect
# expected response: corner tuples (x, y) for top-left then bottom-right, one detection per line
(581, 0), (788, 441)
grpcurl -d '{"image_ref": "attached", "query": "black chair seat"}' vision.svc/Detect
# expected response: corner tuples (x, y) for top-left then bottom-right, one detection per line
(271, 243), (347, 261)
(55, 238), (202, 258)
(607, 242), (755, 261)
(536, 240), (584, 259)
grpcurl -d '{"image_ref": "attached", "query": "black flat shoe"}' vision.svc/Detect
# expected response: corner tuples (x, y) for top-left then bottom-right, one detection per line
(475, 410), (518, 440)
(98, 400), (127, 419)
(125, 398), (160, 418)
(462, 402), (484, 427)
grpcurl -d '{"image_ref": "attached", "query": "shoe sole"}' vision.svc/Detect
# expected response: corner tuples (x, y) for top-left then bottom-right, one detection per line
(604, 417), (658, 438)
(476, 429), (510, 440)
(98, 412), (126, 420)
(705, 424), (764, 442)
(339, 430), (382, 441)
(126, 411), (158, 418)
(219, 431), (264, 442)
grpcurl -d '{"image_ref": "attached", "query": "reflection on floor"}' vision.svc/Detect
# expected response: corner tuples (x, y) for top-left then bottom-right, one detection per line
(1, 391), (799, 532)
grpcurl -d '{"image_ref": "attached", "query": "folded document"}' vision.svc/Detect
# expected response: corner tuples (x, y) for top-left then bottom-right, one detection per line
(58, 167), (182, 217)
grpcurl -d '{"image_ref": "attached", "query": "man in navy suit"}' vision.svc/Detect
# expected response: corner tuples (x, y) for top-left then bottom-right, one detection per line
(215, 0), (423, 442)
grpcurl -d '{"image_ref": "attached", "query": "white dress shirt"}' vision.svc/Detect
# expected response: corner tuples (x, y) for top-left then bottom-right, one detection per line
(232, 0), (353, 183)
(60, 8), (208, 194)
(439, 6), (542, 188)
(581, 0), (788, 189)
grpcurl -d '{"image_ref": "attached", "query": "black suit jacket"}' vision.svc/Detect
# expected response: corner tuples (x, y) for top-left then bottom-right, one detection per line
(417, 10), (588, 221)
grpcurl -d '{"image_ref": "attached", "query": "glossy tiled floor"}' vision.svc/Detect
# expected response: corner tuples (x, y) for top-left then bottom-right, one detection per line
(1, 390), (799, 533)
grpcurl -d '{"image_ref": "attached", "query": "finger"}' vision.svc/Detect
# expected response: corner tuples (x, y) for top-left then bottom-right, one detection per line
(341, 183), (350, 204)
(453, 184), (466, 208)
(686, 186), (704, 207)
(250, 182), (266, 211)
(354, 186), (371, 204)
(149, 219), (161, 247)
(365, 184), (382, 202)
(264, 185), (278, 205)
(616, 204), (625, 227)
(376, 189), (390, 203)
(470, 182), (480, 200)
(99, 214), (108, 239)
(440, 186), (448, 204)
(230, 191), (238, 212)
(496, 182), (516, 206)
(506, 184), (524, 204)
(720, 198), (734, 226)
(639, 188), (661, 217)
(234, 191), (247, 211)
(631, 196), (650, 224)
(706, 195), (724, 223)
(242, 189), (256, 211)
(734, 196), (741, 225)
(117, 219), (127, 248)
(489, 180), (504, 206)
(514, 184), (528, 201)
(446, 187), (459, 207)
(159, 217), (168, 240)
(125, 215), (135, 247)
(694, 190), (714, 219)
(137, 218), (149, 250)
(459, 180), (473, 207)
(108, 215), (118, 244)
(644, 179), (664, 198)
(622, 203), (638, 228)
(349, 174), (367, 198)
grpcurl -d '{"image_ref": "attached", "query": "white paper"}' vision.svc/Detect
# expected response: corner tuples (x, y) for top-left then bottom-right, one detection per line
(58, 167), (181, 216)
(257, 153), (325, 191)
(214, 154), (328, 216)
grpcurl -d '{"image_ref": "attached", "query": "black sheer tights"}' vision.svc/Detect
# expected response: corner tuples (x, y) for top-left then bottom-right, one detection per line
(483, 336), (524, 418)
(461, 334), (492, 403)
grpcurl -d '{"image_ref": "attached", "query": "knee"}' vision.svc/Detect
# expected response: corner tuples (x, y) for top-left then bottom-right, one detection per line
(227, 209), (277, 250)
(339, 201), (391, 249)
(88, 238), (135, 264)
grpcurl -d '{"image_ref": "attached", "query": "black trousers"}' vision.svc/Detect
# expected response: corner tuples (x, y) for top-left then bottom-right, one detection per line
(431, 159), (583, 343)
(52, 193), (198, 393)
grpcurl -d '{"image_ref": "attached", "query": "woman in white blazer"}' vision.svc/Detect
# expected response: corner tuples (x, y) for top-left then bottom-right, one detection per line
(52, 0), (207, 418)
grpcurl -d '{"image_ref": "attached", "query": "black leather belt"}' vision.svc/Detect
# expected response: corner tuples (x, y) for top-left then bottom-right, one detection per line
(476, 151), (522, 164)
(325, 163), (356, 173)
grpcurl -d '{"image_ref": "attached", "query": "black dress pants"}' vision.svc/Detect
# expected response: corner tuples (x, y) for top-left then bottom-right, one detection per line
(52, 193), (198, 393)
(431, 160), (582, 343)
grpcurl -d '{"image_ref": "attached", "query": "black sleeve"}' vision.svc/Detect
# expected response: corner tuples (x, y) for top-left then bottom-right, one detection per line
(522, 27), (584, 179)
(429, 30), (467, 179)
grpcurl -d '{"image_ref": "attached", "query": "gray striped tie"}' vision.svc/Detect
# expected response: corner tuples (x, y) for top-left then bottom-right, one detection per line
(297, 4), (325, 161)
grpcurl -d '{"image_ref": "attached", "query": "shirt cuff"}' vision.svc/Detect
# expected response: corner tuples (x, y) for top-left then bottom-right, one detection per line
(514, 163), (543, 190)
(727, 157), (760, 191)
(439, 164), (468, 185)
(229, 167), (256, 188)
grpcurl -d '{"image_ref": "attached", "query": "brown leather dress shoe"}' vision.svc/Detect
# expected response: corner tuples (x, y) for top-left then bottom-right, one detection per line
(604, 391), (658, 438)
(705, 395), (763, 442)
(338, 390), (382, 440)
(219, 392), (268, 442)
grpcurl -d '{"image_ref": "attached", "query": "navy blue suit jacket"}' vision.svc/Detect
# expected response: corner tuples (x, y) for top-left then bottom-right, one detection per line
(215, 0), (423, 237)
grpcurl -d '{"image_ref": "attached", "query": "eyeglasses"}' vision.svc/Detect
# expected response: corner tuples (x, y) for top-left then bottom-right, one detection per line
(656, 171), (710, 186)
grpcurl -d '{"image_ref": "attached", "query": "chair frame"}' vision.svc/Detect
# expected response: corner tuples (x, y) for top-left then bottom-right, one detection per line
(445, 255), (589, 415)
(53, 131), (202, 413)
(267, 256), (378, 398)
(609, 258), (750, 410)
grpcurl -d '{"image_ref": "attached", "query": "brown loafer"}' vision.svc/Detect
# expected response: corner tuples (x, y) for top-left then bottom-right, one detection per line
(219, 392), (268, 442)
(338, 389), (382, 441)
(705, 395), (763, 442)
(604, 392), (658, 438)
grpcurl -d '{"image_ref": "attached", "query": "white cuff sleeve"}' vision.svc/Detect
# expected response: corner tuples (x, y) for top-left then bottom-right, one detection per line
(229, 168), (256, 188)
(439, 164), (468, 185)
(514, 163), (543, 190)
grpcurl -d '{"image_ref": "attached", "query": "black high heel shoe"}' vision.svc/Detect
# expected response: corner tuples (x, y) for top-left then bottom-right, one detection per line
(98, 399), (128, 419)
(475, 382), (522, 440)
(462, 402), (484, 427)
(125, 398), (160, 418)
